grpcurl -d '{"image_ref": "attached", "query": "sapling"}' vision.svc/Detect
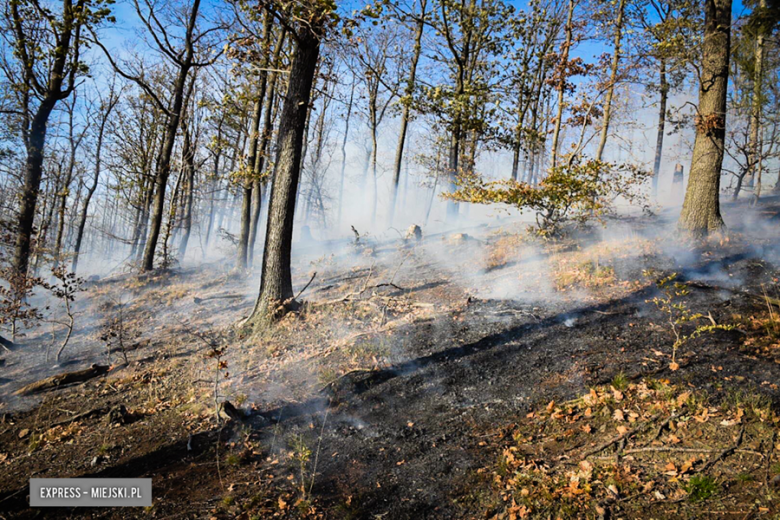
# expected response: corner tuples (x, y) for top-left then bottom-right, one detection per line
(50, 266), (86, 362)
(648, 273), (735, 370)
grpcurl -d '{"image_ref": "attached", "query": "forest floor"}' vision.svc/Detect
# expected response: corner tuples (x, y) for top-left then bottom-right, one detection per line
(1, 199), (780, 519)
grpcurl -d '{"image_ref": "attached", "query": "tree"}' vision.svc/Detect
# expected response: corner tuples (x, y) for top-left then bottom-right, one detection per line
(633, 0), (700, 198)
(96, 0), (222, 271)
(388, 0), (427, 226)
(678, 0), (731, 237)
(245, 0), (339, 327)
(72, 79), (121, 273)
(1, 0), (114, 277)
(424, 0), (513, 220)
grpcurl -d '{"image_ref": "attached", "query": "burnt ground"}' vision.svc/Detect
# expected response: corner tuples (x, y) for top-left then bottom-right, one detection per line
(1, 200), (780, 519)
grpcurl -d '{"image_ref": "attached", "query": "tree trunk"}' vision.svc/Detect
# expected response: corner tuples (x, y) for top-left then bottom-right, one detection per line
(745, 0), (765, 191)
(550, 0), (575, 169)
(594, 0), (627, 162)
(14, 98), (56, 277)
(249, 28), (287, 266)
(72, 105), (111, 273)
(388, 0), (427, 226)
(237, 95), (264, 270)
(178, 125), (196, 260)
(678, 0), (731, 237)
(139, 0), (200, 271)
(336, 79), (355, 229)
(651, 58), (668, 200)
(247, 29), (320, 327)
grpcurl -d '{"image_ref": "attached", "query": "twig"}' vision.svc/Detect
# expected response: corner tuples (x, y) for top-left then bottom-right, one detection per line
(648, 406), (686, 444)
(625, 447), (763, 458)
(294, 272), (317, 300)
(700, 425), (746, 472)
(581, 413), (662, 459)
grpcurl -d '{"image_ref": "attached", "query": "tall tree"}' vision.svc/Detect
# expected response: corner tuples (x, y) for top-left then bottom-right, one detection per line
(96, 0), (221, 271)
(678, 0), (731, 237)
(245, 0), (337, 327)
(388, 0), (427, 226)
(2, 0), (113, 276)
(72, 80), (120, 273)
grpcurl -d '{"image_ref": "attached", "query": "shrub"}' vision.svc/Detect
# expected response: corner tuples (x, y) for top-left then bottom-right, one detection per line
(444, 160), (650, 236)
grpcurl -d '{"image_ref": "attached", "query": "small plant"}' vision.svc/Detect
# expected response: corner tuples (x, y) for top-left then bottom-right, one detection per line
(611, 372), (628, 391)
(648, 273), (736, 370)
(290, 434), (312, 498)
(99, 296), (137, 365)
(50, 266), (86, 361)
(685, 475), (718, 502)
(0, 267), (49, 342)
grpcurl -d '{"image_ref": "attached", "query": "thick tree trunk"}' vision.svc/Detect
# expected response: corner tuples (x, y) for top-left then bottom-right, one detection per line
(678, 0), (731, 237)
(247, 30), (320, 326)
(651, 58), (668, 200)
(14, 99), (56, 277)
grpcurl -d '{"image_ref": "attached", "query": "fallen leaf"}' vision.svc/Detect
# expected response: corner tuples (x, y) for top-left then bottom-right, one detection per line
(669, 362), (680, 371)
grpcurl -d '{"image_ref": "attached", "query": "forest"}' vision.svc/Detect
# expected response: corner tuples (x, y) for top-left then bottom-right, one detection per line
(1, 0), (780, 517)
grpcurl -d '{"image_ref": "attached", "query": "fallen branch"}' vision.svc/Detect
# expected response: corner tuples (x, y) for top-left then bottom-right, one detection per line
(193, 294), (245, 305)
(50, 407), (107, 428)
(700, 425), (746, 472)
(13, 364), (110, 396)
(581, 413), (662, 459)
(625, 446), (763, 458)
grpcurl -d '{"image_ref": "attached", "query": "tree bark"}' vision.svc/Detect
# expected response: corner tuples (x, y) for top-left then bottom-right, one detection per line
(678, 0), (731, 237)
(745, 0), (765, 192)
(72, 95), (117, 273)
(249, 28), (287, 266)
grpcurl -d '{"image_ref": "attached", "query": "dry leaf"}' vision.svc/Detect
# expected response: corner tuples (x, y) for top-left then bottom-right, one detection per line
(669, 362), (680, 371)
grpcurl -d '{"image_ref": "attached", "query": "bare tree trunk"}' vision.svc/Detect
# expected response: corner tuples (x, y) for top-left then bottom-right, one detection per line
(388, 0), (427, 226)
(745, 0), (765, 192)
(139, 0), (201, 271)
(73, 94), (117, 273)
(594, 0), (627, 162)
(651, 58), (668, 200)
(336, 78), (355, 229)
(247, 28), (320, 326)
(678, 0), (731, 237)
(178, 124), (196, 260)
(249, 28), (287, 266)
(14, 98), (57, 276)
(550, 0), (575, 169)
